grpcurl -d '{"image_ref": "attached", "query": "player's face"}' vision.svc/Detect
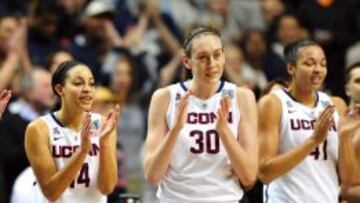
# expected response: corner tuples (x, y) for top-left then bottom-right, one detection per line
(346, 68), (360, 105)
(188, 34), (225, 85)
(290, 45), (327, 92)
(61, 65), (95, 111)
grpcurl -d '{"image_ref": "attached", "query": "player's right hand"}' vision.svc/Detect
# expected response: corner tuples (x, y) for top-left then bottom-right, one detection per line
(338, 105), (360, 137)
(80, 113), (92, 153)
(173, 91), (191, 131)
(311, 105), (336, 144)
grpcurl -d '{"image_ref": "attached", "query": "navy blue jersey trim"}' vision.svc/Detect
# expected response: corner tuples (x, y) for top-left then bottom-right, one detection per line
(216, 80), (225, 93)
(282, 89), (319, 107)
(180, 81), (188, 91)
(51, 112), (65, 127)
(179, 80), (225, 93)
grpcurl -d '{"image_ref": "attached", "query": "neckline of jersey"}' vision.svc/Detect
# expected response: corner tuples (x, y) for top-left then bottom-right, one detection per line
(282, 88), (320, 109)
(180, 80), (225, 93)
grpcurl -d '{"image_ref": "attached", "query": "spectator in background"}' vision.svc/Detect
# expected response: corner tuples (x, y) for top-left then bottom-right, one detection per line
(55, 0), (87, 41)
(240, 30), (287, 97)
(0, 16), (32, 92)
(93, 54), (146, 202)
(0, 68), (54, 203)
(27, 1), (61, 66)
(66, 0), (119, 82)
(224, 42), (262, 89)
(202, 0), (243, 43)
(44, 50), (74, 74)
(270, 13), (308, 59)
(261, 0), (285, 28)
(298, 0), (358, 97)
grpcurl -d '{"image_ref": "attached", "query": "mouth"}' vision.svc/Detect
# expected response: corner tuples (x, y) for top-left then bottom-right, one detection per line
(79, 96), (93, 103)
(205, 71), (218, 78)
(310, 75), (323, 84)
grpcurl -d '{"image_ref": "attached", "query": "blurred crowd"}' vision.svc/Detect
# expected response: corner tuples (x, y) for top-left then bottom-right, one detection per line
(0, 0), (359, 202)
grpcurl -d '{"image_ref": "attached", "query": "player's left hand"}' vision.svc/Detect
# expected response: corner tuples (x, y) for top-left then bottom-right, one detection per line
(339, 105), (360, 137)
(99, 104), (121, 141)
(216, 96), (230, 133)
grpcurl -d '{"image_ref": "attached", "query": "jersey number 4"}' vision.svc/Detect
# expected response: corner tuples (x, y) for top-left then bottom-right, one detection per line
(310, 140), (328, 160)
(190, 130), (220, 154)
(70, 163), (90, 188)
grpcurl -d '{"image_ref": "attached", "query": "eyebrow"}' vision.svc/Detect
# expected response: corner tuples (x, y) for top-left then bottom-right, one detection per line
(196, 48), (223, 55)
(72, 76), (94, 81)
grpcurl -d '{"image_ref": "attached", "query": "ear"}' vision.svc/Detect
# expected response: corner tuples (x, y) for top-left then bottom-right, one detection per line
(54, 84), (63, 96)
(287, 63), (295, 77)
(181, 52), (192, 70)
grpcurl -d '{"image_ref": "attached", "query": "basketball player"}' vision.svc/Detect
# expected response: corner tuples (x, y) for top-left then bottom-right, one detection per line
(258, 39), (360, 203)
(0, 89), (11, 119)
(341, 62), (360, 202)
(25, 61), (119, 202)
(143, 26), (258, 202)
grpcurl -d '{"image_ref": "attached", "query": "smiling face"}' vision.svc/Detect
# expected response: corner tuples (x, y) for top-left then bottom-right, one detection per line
(346, 67), (360, 106)
(184, 34), (225, 85)
(288, 45), (327, 92)
(55, 65), (95, 111)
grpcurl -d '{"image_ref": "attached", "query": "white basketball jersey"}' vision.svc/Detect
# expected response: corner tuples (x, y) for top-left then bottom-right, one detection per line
(38, 112), (106, 203)
(264, 89), (340, 203)
(157, 80), (243, 203)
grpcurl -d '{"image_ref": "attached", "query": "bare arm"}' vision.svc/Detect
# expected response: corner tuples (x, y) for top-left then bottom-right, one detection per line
(216, 88), (258, 187)
(333, 97), (360, 185)
(258, 94), (335, 184)
(143, 88), (190, 184)
(97, 106), (120, 194)
(341, 185), (360, 202)
(25, 116), (92, 201)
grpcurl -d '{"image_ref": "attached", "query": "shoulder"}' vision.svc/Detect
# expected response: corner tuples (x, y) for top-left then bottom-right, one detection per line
(25, 118), (49, 139)
(151, 87), (171, 103)
(27, 117), (48, 131)
(258, 93), (281, 109)
(236, 86), (255, 98)
(235, 86), (256, 106)
(148, 87), (172, 115)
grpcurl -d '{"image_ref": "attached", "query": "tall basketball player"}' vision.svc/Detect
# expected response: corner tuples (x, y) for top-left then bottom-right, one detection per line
(143, 25), (258, 203)
(25, 61), (119, 202)
(341, 62), (360, 202)
(258, 39), (360, 203)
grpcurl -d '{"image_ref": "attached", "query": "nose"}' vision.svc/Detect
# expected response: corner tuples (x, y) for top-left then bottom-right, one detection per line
(313, 62), (324, 73)
(207, 56), (216, 67)
(82, 84), (92, 92)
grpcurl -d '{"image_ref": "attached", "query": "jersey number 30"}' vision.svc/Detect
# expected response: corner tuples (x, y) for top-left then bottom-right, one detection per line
(190, 130), (220, 154)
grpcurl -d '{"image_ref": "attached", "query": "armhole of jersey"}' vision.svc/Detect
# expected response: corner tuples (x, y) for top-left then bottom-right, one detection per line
(166, 83), (183, 128)
(233, 84), (241, 130)
(39, 116), (52, 149)
(271, 90), (285, 139)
